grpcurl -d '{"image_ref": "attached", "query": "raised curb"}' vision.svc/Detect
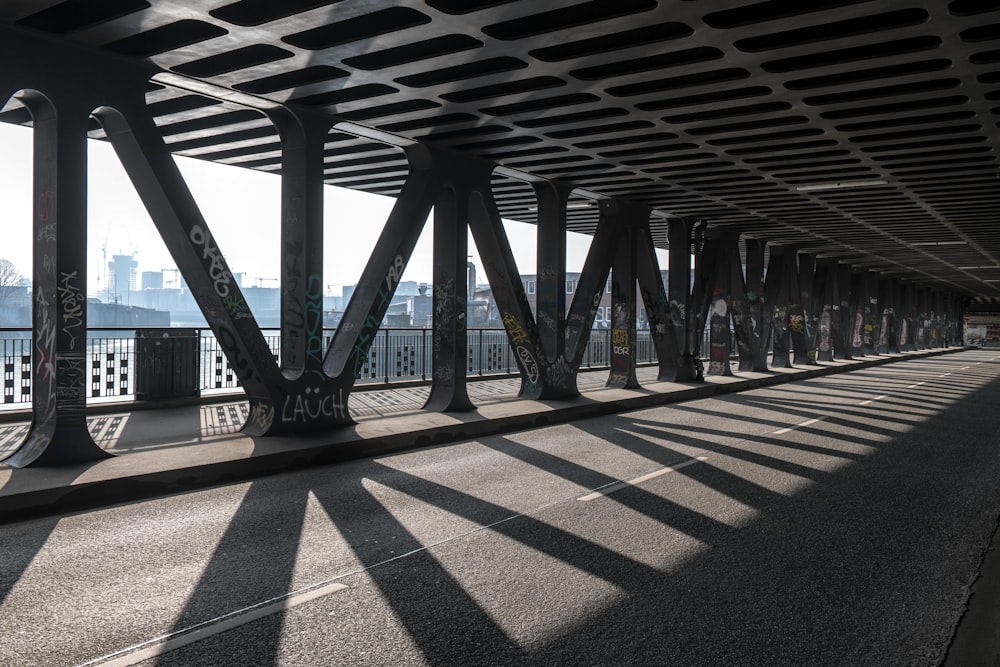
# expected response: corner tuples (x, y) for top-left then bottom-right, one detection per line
(0, 348), (961, 524)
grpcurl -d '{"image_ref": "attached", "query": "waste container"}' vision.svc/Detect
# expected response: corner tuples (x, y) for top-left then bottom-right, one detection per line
(134, 328), (201, 401)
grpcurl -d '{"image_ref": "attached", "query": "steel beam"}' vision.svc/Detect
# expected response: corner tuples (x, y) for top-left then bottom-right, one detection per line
(788, 250), (813, 366)
(667, 217), (700, 381)
(864, 271), (880, 356)
(850, 269), (867, 357)
(765, 246), (792, 369)
(269, 108), (330, 382)
(836, 262), (853, 360)
(815, 258), (835, 362)
(636, 217), (684, 382)
(742, 237), (769, 372)
(467, 167), (546, 399)
(604, 201), (641, 389)
(703, 230), (734, 377)
(797, 252), (818, 365)
(5, 93), (109, 467)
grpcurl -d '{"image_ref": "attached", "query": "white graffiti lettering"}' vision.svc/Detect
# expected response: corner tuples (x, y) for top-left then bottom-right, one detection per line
(517, 345), (539, 384)
(281, 386), (348, 423)
(385, 254), (406, 293)
(190, 224), (234, 297)
(58, 271), (84, 350)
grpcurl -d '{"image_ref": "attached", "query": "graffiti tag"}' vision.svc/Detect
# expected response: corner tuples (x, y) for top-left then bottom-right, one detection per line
(190, 225), (233, 297)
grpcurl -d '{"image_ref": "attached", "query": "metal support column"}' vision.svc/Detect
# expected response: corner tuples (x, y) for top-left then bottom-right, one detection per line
(605, 201), (640, 389)
(850, 270), (867, 356)
(636, 216), (684, 382)
(533, 179), (575, 395)
(815, 258), (836, 362)
(424, 184), (474, 411)
(864, 271), (880, 356)
(793, 252), (819, 365)
(705, 230), (734, 377)
(836, 262), (853, 360)
(790, 251), (814, 366)
(667, 216), (700, 380)
(270, 108), (330, 382)
(742, 237), (769, 372)
(765, 245), (792, 368)
(6, 93), (108, 467)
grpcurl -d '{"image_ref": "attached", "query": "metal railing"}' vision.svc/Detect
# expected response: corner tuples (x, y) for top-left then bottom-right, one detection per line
(0, 327), (665, 407)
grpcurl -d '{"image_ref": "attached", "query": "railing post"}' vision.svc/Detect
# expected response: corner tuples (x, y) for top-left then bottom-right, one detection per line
(384, 328), (390, 384)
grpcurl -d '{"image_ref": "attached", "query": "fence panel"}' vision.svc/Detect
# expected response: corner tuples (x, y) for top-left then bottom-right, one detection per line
(0, 326), (688, 408)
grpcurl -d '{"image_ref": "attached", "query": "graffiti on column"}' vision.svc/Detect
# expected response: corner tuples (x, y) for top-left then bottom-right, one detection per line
(862, 300), (875, 351)
(899, 317), (909, 348)
(879, 310), (890, 349)
(708, 290), (729, 375)
(818, 306), (832, 356)
(852, 310), (864, 350)
(58, 271), (84, 350)
(54, 355), (86, 420)
(282, 232), (305, 366)
(223, 294), (253, 320)
(305, 274), (324, 376)
(35, 287), (56, 383)
(433, 277), (455, 382)
(536, 264), (558, 333)
(190, 225), (234, 298)
(247, 402), (275, 433)
(215, 322), (257, 385)
(502, 311), (540, 388)
(280, 386), (348, 423)
(773, 305), (790, 362)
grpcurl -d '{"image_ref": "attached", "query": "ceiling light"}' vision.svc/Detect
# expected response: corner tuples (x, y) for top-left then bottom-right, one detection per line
(795, 180), (888, 192)
(958, 266), (1000, 270)
(911, 241), (967, 246)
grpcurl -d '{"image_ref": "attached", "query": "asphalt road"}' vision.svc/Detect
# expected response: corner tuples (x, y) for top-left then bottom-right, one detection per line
(2, 350), (999, 666)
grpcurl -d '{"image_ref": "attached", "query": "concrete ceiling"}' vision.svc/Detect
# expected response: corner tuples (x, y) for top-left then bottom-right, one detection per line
(1, 1), (998, 298)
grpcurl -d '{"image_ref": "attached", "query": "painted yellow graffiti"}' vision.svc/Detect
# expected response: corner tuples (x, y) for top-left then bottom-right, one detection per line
(502, 312), (530, 345)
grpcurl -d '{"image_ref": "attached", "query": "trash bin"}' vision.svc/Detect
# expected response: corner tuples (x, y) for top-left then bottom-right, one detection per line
(135, 328), (201, 401)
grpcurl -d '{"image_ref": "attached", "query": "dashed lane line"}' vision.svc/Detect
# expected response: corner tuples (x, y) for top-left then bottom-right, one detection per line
(772, 417), (827, 435)
(859, 394), (888, 406)
(83, 580), (350, 667)
(577, 456), (709, 501)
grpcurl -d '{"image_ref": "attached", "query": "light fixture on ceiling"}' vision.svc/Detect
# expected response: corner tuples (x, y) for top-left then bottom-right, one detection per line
(527, 202), (595, 211)
(911, 241), (968, 246)
(958, 266), (1000, 270)
(795, 180), (888, 192)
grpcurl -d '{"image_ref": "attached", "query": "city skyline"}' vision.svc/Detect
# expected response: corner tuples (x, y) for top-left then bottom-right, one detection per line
(0, 121), (625, 300)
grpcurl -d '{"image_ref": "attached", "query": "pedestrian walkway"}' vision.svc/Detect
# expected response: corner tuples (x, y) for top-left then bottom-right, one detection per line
(0, 349), (963, 522)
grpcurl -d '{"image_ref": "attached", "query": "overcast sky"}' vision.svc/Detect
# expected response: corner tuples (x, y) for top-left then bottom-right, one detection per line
(0, 121), (654, 297)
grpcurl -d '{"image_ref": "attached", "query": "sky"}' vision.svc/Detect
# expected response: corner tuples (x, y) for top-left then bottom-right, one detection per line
(0, 120), (657, 298)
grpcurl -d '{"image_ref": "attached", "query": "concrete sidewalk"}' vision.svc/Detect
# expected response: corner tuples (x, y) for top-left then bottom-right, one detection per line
(0, 348), (963, 523)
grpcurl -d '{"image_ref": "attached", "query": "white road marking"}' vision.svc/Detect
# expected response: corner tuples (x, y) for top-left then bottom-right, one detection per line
(578, 456), (708, 501)
(906, 381), (926, 389)
(83, 580), (350, 666)
(773, 416), (826, 435)
(858, 394), (887, 406)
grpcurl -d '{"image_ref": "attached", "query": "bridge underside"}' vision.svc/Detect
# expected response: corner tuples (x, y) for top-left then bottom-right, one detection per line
(0, 1), (993, 466)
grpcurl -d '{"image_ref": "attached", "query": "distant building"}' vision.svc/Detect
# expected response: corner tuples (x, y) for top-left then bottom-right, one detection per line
(141, 271), (162, 290)
(107, 254), (138, 304)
